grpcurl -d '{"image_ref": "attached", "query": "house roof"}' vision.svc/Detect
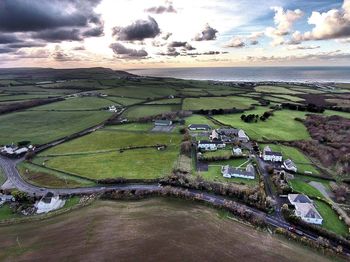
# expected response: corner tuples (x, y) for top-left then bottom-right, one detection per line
(264, 151), (282, 157)
(199, 140), (224, 145)
(154, 120), (172, 125)
(217, 128), (239, 135)
(284, 159), (296, 169)
(188, 124), (211, 129)
(295, 203), (322, 220)
(222, 165), (255, 178)
(288, 194), (312, 204)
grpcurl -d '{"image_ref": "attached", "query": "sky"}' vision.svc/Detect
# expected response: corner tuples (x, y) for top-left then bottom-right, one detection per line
(0, 0), (350, 69)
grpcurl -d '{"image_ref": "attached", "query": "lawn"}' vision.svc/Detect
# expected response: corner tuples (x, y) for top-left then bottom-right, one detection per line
(0, 205), (21, 221)
(41, 130), (182, 155)
(185, 114), (220, 128)
(199, 158), (257, 187)
(122, 104), (180, 119)
(17, 162), (95, 188)
(288, 178), (325, 199)
(261, 144), (319, 174)
(0, 110), (112, 145)
(43, 147), (179, 180)
(255, 85), (304, 94)
(64, 196), (81, 209)
(202, 149), (233, 158)
(214, 107), (311, 141)
(182, 96), (255, 111)
(314, 200), (349, 237)
(31, 97), (114, 111)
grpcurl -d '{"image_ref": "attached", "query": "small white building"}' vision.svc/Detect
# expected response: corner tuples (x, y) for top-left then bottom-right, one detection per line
(198, 141), (218, 151)
(210, 130), (219, 141)
(238, 129), (249, 142)
(232, 147), (242, 156)
(221, 165), (255, 180)
(284, 159), (297, 172)
(0, 194), (15, 206)
(154, 120), (173, 126)
(288, 194), (323, 225)
(35, 193), (65, 214)
(188, 124), (211, 131)
(108, 105), (118, 113)
(263, 151), (283, 162)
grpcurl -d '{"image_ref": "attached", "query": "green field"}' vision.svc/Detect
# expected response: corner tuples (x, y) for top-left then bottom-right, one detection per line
(104, 123), (153, 132)
(146, 98), (182, 104)
(41, 130), (181, 155)
(103, 96), (144, 106)
(17, 162), (95, 188)
(42, 147), (179, 180)
(261, 144), (319, 174)
(183, 96), (255, 110)
(32, 97), (114, 111)
(185, 114), (220, 128)
(214, 107), (311, 141)
(0, 205), (21, 221)
(314, 200), (349, 236)
(273, 94), (304, 102)
(255, 86), (304, 94)
(0, 110), (112, 145)
(288, 178), (325, 199)
(0, 94), (59, 102)
(102, 86), (177, 99)
(122, 104), (180, 119)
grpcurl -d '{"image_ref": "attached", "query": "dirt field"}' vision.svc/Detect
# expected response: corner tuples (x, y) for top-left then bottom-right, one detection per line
(0, 199), (334, 262)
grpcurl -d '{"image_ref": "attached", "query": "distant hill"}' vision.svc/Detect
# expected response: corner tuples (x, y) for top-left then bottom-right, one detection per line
(0, 67), (136, 80)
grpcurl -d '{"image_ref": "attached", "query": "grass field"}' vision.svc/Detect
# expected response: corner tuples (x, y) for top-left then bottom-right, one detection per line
(261, 144), (319, 174)
(288, 178), (325, 199)
(42, 147), (179, 180)
(146, 98), (182, 104)
(0, 199), (332, 261)
(102, 86), (177, 99)
(122, 104), (180, 119)
(41, 130), (182, 155)
(314, 200), (349, 236)
(214, 107), (311, 141)
(103, 96), (144, 106)
(0, 94), (59, 102)
(104, 123), (153, 132)
(185, 114), (220, 128)
(32, 97), (114, 111)
(273, 94), (304, 102)
(17, 162), (95, 188)
(0, 110), (112, 145)
(183, 96), (255, 110)
(255, 85), (304, 94)
(0, 204), (21, 221)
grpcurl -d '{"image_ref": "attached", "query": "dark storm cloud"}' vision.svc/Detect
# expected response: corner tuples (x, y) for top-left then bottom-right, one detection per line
(110, 43), (148, 58)
(168, 41), (195, 50)
(0, 0), (102, 32)
(0, 47), (15, 54)
(194, 24), (218, 41)
(0, 34), (21, 44)
(145, 4), (177, 14)
(112, 17), (160, 41)
(83, 26), (104, 37)
(31, 29), (82, 42)
(7, 42), (47, 49)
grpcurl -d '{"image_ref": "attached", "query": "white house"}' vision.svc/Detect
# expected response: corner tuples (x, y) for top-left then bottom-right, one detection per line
(108, 105), (118, 113)
(221, 165), (255, 180)
(263, 151), (283, 162)
(232, 147), (242, 156)
(288, 194), (323, 225)
(0, 194), (15, 206)
(154, 120), (173, 126)
(35, 193), (66, 214)
(198, 141), (217, 151)
(210, 130), (219, 141)
(238, 129), (249, 142)
(284, 159), (297, 172)
(188, 124), (211, 131)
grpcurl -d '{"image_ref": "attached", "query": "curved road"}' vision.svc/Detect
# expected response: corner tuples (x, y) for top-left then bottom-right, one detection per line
(1, 155), (350, 257)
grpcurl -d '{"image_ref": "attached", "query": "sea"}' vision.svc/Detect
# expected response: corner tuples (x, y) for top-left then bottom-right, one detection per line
(128, 67), (350, 83)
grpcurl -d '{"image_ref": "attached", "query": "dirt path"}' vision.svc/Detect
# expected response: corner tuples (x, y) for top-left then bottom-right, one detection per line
(309, 181), (334, 201)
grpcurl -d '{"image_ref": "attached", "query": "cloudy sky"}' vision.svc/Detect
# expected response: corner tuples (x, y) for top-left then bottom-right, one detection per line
(0, 0), (350, 69)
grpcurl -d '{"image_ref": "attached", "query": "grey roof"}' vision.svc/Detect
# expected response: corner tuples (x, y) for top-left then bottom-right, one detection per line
(154, 120), (172, 125)
(188, 124), (211, 129)
(289, 194), (312, 204)
(223, 166), (255, 178)
(264, 151), (282, 156)
(217, 128), (239, 135)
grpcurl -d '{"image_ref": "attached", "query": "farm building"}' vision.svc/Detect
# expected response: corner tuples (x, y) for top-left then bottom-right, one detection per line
(35, 192), (65, 214)
(288, 194), (323, 225)
(154, 120), (173, 126)
(232, 147), (242, 156)
(283, 159), (297, 172)
(238, 129), (249, 142)
(221, 165), (255, 180)
(263, 147), (282, 162)
(188, 124), (211, 131)
(210, 130), (220, 141)
(217, 128), (239, 136)
(198, 140), (226, 151)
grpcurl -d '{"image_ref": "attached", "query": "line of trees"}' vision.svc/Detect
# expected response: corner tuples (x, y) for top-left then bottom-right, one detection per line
(0, 98), (64, 115)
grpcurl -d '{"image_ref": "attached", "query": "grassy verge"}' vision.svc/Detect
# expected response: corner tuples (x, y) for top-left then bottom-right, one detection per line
(314, 200), (349, 237)
(0, 205), (21, 221)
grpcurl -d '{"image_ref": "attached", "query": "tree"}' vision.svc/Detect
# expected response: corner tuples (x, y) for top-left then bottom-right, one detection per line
(180, 141), (192, 156)
(12, 190), (29, 202)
